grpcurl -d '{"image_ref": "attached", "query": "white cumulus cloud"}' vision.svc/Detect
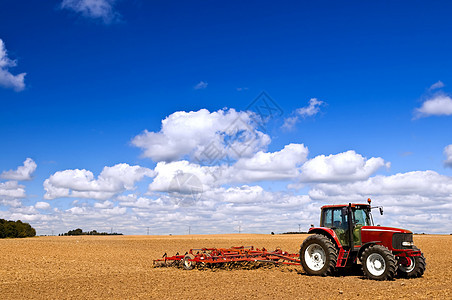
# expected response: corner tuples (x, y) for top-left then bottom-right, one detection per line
(194, 81), (208, 89)
(299, 150), (389, 183)
(444, 144), (452, 168)
(308, 170), (452, 233)
(310, 170), (452, 198)
(147, 144), (309, 194)
(296, 98), (324, 117)
(94, 200), (114, 209)
(0, 198), (22, 208)
(414, 93), (452, 118)
(60, 0), (120, 24)
(0, 180), (26, 208)
(19, 166), (452, 235)
(283, 98), (324, 129)
(148, 160), (216, 193)
(35, 202), (51, 210)
(232, 143), (309, 182)
(131, 108), (270, 162)
(0, 181), (26, 199)
(1, 158), (37, 181)
(429, 80), (445, 90)
(0, 39), (26, 92)
(43, 163), (154, 200)
(66, 205), (126, 216)
(11, 106), (452, 235)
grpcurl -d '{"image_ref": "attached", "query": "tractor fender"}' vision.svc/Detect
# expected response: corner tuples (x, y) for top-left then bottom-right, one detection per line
(357, 241), (382, 259)
(308, 227), (343, 249)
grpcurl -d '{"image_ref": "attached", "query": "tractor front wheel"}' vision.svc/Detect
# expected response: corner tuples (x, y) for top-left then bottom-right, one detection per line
(397, 247), (426, 278)
(300, 234), (338, 276)
(361, 245), (397, 280)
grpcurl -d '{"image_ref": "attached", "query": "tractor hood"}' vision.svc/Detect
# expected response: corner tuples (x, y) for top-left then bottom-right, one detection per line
(361, 226), (412, 234)
(360, 226), (412, 247)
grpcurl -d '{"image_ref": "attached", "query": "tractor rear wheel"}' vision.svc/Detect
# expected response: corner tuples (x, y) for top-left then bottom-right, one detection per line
(300, 234), (338, 276)
(361, 245), (397, 280)
(397, 247), (426, 278)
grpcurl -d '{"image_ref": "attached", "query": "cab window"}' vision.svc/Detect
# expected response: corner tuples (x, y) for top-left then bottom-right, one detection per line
(333, 209), (343, 228)
(353, 208), (371, 226)
(323, 208), (348, 229)
(323, 209), (332, 227)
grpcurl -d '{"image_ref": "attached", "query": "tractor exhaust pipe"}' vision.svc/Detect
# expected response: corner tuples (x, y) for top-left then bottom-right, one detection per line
(348, 203), (354, 250)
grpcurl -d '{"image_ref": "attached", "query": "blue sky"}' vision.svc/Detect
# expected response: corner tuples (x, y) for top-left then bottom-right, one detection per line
(1, 0), (452, 235)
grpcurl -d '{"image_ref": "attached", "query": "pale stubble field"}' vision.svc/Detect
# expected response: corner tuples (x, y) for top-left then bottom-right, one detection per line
(0, 234), (450, 299)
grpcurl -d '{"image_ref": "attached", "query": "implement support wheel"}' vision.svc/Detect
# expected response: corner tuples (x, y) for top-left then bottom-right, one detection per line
(182, 254), (196, 270)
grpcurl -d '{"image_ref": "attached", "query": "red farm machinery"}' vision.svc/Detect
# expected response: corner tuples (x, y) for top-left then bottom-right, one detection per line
(155, 246), (300, 270)
(154, 199), (426, 280)
(300, 198), (426, 280)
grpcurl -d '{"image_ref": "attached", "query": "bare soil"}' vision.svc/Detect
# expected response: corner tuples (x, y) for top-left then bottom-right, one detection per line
(0, 234), (450, 299)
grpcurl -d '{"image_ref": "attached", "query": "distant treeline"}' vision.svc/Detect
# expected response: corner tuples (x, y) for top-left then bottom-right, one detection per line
(59, 228), (123, 236)
(280, 231), (308, 235)
(0, 219), (36, 238)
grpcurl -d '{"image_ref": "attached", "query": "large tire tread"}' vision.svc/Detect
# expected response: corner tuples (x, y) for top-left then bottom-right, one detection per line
(361, 245), (397, 281)
(300, 234), (338, 276)
(398, 247), (426, 278)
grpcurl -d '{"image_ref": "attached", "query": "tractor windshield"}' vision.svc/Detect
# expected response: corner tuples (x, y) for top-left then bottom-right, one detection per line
(353, 207), (373, 226)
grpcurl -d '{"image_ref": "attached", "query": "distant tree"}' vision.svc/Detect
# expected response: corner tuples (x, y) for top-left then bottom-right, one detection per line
(61, 228), (122, 236)
(67, 228), (83, 236)
(0, 219), (36, 238)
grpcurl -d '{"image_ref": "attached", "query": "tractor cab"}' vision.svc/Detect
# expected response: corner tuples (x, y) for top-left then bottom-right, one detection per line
(320, 202), (375, 248)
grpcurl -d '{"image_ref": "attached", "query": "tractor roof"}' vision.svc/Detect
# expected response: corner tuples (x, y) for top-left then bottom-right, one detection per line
(321, 203), (370, 209)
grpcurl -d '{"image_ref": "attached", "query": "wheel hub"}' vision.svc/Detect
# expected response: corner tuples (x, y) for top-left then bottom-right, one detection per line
(366, 253), (386, 276)
(304, 244), (326, 271)
(374, 260), (382, 269)
(399, 257), (415, 273)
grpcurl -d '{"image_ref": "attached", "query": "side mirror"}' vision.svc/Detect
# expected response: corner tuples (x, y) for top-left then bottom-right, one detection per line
(379, 207), (383, 215)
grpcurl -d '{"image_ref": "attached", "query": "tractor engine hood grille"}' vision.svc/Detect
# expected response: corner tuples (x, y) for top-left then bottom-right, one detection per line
(392, 233), (414, 249)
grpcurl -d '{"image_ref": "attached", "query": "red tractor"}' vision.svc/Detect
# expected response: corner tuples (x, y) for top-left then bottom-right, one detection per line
(300, 199), (426, 280)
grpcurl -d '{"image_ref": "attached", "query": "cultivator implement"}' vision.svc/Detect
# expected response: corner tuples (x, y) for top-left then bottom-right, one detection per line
(154, 246), (301, 270)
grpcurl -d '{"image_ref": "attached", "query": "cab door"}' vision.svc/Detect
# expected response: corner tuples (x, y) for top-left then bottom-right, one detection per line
(322, 208), (350, 247)
(333, 208), (349, 247)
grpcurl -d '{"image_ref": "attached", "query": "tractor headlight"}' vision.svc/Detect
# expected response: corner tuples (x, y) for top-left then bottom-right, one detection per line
(402, 241), (414, 247)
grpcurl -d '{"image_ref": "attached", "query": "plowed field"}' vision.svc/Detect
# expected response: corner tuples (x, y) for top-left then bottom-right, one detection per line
(0, 234), (450, 299)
